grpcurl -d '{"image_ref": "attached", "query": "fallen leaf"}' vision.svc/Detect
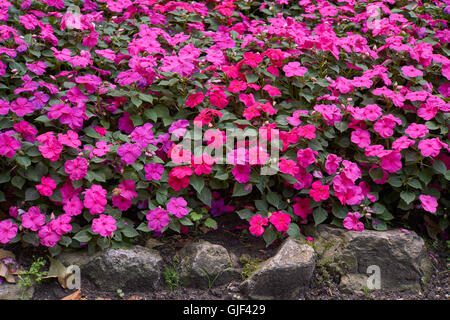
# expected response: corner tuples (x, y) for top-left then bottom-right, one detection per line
(127, 295), (143, 300)
(61, 290), (82, 300)
(423, 215), (442, 240)
(145, 238), (164, 249)
(45, 256), (69, 288)
(0, 263), (16, 283)
(0, 249), (15, 260)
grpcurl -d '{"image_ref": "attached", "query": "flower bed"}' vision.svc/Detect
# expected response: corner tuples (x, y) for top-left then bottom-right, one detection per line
(0, 0), (448, 255)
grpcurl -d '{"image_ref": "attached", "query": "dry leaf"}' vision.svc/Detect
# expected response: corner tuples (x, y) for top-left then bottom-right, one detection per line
(423, 215), (442, 240)
(127, 295), (143, 300)
(61, 289), (82, 300)
(45, 256), (69, 288)
(0, 249), (15, 260)
(0, 263), (16, 283)
(145, 238), (164, 249)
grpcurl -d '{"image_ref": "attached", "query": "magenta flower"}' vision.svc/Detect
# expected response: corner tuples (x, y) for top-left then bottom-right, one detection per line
(249, 214), (269, 237)
(0, 133), (21, 158)
(343, 212), (364, 231)
(38, 224), (61, 247)
(117, 143), (142, 165)
(10, 97), (34, 117)
(83, 185), (107, 215)
(36, 176), (56, 197)
(309, 181), (330, 202)
(419, 195), (438, 213)
(146, 207), (170, 232)
(401, 65), (423, 77)
(21, 207), (45, 231)
(232, 165), (251, 183)
(0, 220), (18, 244)
(92, 214), (117, 237)
(293, 198), (313, 220)
(269, 211), (291, 232)
(144, 163), (164, 181)
(283, 62), (307, 77)
(65, 156), (89, 181)
(167, 197), (189, 218)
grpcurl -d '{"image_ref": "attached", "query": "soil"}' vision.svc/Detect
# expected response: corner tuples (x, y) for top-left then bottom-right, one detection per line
(4, 213), (450, 300)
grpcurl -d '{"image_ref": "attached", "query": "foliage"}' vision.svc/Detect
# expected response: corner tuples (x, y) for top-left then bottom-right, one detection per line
(17, 257), (47, 299)
(239, 254), (261, 280)
(0, 0), (448, 252)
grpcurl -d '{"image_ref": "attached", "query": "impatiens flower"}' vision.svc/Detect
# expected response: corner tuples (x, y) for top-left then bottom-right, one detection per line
(185, 92), (204, 108)
(63, 196), (83, 216)
(117, 143), (142, 165)
(167, 197), (189, 218)
(144, 163), (164, 181)
(309, 181), (330, 202)
(293, 197), (312, 220)
(392, 136), (415, 151)
(283, 62), (307, 77)
(419, 195), (438, 213)
(279, 158), (300, 175)
(26, 61), (47, 75)
(405, 123), (429, 139)
(249, 214), (269, 237)
(37, 133), (63, 162)
(325, 154), (342, 175)
(10, 97), (34, 117)
(401, 65), (423, 77)
(380, 151), (403, 173)
(418, 138), (444, 157)
(168, 166), (192, 191)
(50, 214), (72, 236)
(296, 148), (317, 168)
(36, 176), (56, 197)
(0, 220), (18, 244)
(242, 52), (262, 67)
(228, 80), (247, 93)
(169, 120), (189, 139)
(91, 141), (111, 158)
(92, 214), (117, 237)
(0, 133), (21, 158)
(112, 180), (137, 211)
(131, 123), (154, 149)
(263, 85), (282, 96)
(232, 165), (251, 183)
(83, 185), (107, 215)
(38, 224), (60, 247)
(65, 156), (89, 181)
(417, 102), (437, 120)
(343, 212), (364, 231)
(146, 207), (170, 232)
(21, 207), (45, 231)
(351, 129), (371, 148)
(269, 211), (291, 232)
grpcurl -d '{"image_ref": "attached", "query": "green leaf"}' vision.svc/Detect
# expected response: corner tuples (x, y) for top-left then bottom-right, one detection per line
(287, 223), (301, 239)
(204, 218), (217, 229)
(332, 204), (347, 219)
(313, 207), (328, 226)
(237, 209), (254, 220)
(232, 182), (251, 197)
(197, 187), (212, 207)
(180, 216), (194, 226)
(246, 73), (259, 83)
(73, 231), (92, 243)
(400, 191), (416, 204)
(266, 191), (281, 208)
(121, 226), (139, 238)
(16, 156), (31, 169)
(262, 226), (277, 247)
(25, 188), (40, 201)
(139, 93), (153, 103)
(190, 175), (204, 194)
(387, 176), (402, 187)
(369, 167), (384, 181)
(372, 219), (387, 231)
(407, 179), (422, 189)
(432, 160), (447, 175)
(0, 172), (10, 184)
(136, 222), (151, 232)
(189, 211), (203, 222)
(11, 176), (25, 189)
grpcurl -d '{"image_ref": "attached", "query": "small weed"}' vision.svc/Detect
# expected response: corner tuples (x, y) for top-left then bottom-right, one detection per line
(163, 265), (181, 293)
(239, 255), (261, 280)
(17, 257), (47, 300)
(116, 289), (125, 299)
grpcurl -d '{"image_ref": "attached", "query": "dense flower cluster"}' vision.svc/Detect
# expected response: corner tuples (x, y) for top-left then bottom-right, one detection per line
(0, 0), (448, 252)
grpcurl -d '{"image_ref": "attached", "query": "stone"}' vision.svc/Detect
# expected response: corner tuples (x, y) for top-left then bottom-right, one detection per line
(82, 245), (164, 292)
(313, 225), (433, 293)
(0, 283), (34, 300)
(240, 238), (317, 299)
(179, 241), (239, 288)
(59, 250), (98, 268)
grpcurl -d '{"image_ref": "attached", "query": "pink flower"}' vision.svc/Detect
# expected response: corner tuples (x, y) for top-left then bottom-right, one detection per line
(169, 120), (189, 139)
(117, 143), (142, 165)
(26, 61), (47, 75)
(38, 225), (60, 247)
(296, 148), (317, 168)
(58, 130), (81, 148)
(146, 207), (170, 232)
(10, 97), (34, 117)
(283, 62), (307, 77)
(112, 180), (137, 211)
(417, 102), (437, 120)
(131, 123), (154, 148)
(21, 206), (45, 231)
(50, 214), (72, 236)
(36, 176), (56, 197)
(167, 197), (189, 218)
(405, 123), (429, 139)
(37, 133), (63, 161)
(325, 154), (342, 175)
(309, 181), (330, 202)
(293, 197), (312, 220)
(242, 52), (262, 67)
(351, 129), (371, 148)
(168, 166), (192, 191)
(401, 65), (423, 77)
(0, 220), (18, 244)
(269, 211), (291, 232)
(380, 151), (403, 173)
(0, 133), (21, 158)
(418, 138), (444, 157)
(228, 80), (247, 93)
(263, 85), (282, 96)
(279, 158), (300, 175)
(83, 185), (107, 215)
(419, 195), (438, 213)
(392, 136), (415, 151)
(65, 156), (89, 181)
(144, 163), (164, 181)
(186, 92), (204, 108)
(232, 165), (251, 183)
(63, 196), (83, 216)
(341, 160), (361, 183)
(343, 212), (364, 231)
(249, 214), (269, 236)
(92, 214), (117, 237)
(91, 141), (110, 158)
